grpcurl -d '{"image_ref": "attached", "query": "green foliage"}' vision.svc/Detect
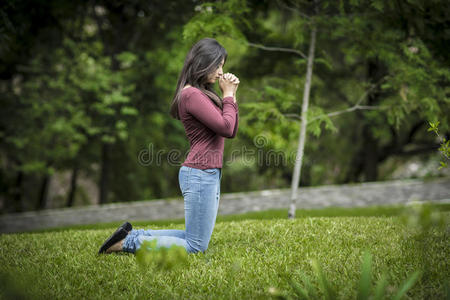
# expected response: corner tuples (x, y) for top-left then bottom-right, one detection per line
(238, 75), (337, 157)
(0, 270), (37, 299)
(401, 201), (447, 233)
(66, 40), (137, 144)
(1, 35), (138, 180)
(282, 251), (420, 300)
(136, 240), (188, 271)
(323, 0), (450, 130)
(306, 106), (338, 137)
(311, 258), (337, 300)
(182, 0), (249, 45)
(357, 252), (372, 300)
(181, 0), (250, 76)
(2, 0), (450, 210)
(399, 201), (448, 299)
(428, 121), (450, 169)
(381, 37), (450, 129)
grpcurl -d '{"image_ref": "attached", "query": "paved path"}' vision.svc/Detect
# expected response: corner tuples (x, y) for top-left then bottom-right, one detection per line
(1, 177), (449, 233)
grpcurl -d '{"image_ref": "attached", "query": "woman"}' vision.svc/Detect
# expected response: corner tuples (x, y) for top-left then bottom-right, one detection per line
(98, 37), (239, 254)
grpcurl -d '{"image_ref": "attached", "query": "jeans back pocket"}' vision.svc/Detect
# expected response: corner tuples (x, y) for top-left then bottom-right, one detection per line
(201, 168), (218, 175)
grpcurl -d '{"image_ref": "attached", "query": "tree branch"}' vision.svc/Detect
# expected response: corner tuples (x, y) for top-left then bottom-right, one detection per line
(306, 76), (389, 122)
(283, 113), (302, 120)
(355, 75), (388, 106)
(247, 41), (307, 59)
(283, 104), (388, 123)
(312, 105), (387, 122)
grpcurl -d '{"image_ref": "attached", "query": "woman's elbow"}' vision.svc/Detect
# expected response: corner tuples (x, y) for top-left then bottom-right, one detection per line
(216, 125), (235, 138)
(222, 127), (237, 138)
(228, 131), (237, 139)
(229, 125), (238, 138)
(215, 119), (237, 137)
(219, 131), (234, 138)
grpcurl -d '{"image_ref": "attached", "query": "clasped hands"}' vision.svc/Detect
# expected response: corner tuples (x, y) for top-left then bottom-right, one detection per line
(219, 73), (240, 100)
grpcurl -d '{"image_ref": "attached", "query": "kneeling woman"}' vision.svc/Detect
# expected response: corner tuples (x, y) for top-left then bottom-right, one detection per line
(98, 37), (240, 254)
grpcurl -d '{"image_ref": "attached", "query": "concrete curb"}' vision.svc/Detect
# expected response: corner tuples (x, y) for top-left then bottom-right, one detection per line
(1, 177), (449, 233)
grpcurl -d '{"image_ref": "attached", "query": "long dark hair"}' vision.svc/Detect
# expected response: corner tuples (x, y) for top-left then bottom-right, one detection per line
(170, 38), (228, 120)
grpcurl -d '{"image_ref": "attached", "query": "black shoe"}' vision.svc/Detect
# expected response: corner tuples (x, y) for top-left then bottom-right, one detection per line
(98, 227), (128, 254)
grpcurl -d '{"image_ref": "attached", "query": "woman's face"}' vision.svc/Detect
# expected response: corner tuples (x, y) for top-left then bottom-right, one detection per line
(207, 58), (225, 84)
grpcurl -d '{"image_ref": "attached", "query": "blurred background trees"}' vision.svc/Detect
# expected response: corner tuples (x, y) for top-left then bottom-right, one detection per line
(0, 0), (448, 212)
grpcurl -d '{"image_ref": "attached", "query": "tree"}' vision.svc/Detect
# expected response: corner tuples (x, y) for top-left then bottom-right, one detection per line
(0, 0), (198, 210)
(181, 0), (449, 216)
(1, 0), (447, 212)
(288, 4), (317, 219)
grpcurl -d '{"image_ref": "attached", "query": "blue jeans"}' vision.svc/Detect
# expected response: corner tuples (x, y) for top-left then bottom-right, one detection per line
(123, 166), (222, 254)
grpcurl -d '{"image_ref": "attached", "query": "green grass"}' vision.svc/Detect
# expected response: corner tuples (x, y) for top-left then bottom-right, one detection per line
(0, 205), (449, 299)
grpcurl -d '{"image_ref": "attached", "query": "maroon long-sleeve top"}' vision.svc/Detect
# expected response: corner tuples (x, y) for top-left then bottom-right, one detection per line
(178, 86), (239, 169)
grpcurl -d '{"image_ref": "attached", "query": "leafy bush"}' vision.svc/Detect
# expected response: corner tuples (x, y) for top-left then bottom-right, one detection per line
(276, 252), (420, 300)
(136, 240), (188, 270)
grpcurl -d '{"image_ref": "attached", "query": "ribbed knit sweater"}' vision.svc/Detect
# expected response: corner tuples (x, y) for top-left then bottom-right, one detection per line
(178, 86), (238, 169)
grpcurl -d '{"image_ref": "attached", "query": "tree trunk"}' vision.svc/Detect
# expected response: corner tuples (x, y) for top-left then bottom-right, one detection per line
(362, 124), (378, 181)
(67, 164), (79, 207)
(288, 23), (317, 219)
(37, 174), (50, 210)
(344, 145), (364, 183)
(361, 58), (382, 181)
(13, 170), (24, 212)
(99, 142), (111, 204)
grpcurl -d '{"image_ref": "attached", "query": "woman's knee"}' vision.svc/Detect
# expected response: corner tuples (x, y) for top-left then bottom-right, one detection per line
(186, 241), (209, 254)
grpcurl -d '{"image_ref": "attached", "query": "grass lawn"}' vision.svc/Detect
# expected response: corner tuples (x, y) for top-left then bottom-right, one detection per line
(0, 204), (448, 299)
